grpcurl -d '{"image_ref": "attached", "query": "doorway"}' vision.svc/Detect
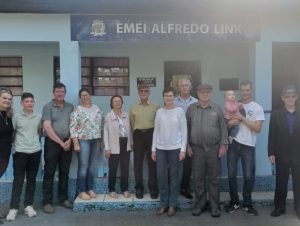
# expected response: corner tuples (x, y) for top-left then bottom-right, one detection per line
(272, 43), (300, 110)
(164, 61), (201, 97)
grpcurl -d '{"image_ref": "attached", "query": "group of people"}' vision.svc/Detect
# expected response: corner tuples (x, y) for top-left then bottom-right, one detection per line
(0, 77), (299, 222)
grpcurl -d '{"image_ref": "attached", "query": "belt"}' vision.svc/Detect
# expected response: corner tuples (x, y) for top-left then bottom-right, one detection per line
(135, 128), (154, 133)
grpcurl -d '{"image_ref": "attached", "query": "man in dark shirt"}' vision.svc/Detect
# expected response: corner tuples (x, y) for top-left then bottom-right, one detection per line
(268, 84), (300, 219)
(186, 84), (228, 218)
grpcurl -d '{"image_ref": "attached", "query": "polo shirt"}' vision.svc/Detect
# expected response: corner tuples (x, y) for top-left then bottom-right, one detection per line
(42, 99), (74, 139)
(13, 111), (42, 154)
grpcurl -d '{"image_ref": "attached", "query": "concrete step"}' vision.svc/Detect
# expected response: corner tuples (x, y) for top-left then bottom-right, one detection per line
(73, 191), (294, 212)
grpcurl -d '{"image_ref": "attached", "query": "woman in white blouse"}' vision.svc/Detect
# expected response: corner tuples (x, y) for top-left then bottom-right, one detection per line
(104, 95), (132, 198)
(152, 87), (187, 217)
(70, 88), (102, 200)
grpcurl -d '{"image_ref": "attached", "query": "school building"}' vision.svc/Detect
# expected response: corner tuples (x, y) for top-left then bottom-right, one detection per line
(0, 0), (299, 194)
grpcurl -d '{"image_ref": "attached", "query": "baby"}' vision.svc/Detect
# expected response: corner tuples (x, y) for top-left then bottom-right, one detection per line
(224, 90), (246, 139)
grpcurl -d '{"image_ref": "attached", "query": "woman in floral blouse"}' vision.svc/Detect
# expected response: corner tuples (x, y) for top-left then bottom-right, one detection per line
(70, 88), (102, 200)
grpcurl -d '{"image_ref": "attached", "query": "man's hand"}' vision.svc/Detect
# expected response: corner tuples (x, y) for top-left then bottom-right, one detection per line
(63, 139), (72, 151)
(187, 145), (193, 157)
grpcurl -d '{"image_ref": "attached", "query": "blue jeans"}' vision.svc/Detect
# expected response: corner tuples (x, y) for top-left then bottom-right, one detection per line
(156, 149), (180, 208)
(227, 140), (255, 206)
(76, 139), (101, 193)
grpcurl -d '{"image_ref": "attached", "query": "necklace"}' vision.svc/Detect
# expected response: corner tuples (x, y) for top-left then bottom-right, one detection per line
(0, 112), (8, 125)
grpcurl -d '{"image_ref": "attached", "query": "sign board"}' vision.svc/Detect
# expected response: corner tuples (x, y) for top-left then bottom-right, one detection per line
(71, 15), (260, 42)
(137, 77), (156, 87)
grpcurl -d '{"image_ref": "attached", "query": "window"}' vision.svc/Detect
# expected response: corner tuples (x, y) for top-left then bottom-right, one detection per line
(0, 57), (23, 95)
(54, 57), (129, 96)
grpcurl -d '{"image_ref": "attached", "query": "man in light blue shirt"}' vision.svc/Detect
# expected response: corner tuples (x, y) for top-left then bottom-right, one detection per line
(174, 78), (197, 199)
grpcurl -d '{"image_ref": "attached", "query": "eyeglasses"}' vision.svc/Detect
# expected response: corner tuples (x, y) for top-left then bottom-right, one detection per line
(0, 87), (12, 95)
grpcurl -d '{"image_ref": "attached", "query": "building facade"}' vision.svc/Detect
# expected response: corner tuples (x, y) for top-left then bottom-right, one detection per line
(0, 0), (300, 183)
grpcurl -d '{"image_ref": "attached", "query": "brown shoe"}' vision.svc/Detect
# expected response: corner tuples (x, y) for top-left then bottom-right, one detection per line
(156, 207), (168, 215)
(43, 204), (55, 214)
(167, 207), (176, 217)
(61, 200), (73, 209)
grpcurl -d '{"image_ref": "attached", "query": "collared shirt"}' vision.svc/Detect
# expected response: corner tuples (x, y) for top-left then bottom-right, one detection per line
(130, 100), (159, 130)
(174, 95), (198, 113)
(186, 101), (228, 149)
(70, 104), (103, 140)
(13, 111), (42, 154)
(42, 99), (74, 139)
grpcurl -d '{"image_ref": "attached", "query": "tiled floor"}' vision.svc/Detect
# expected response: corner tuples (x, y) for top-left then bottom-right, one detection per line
(73, 191), (294, 212)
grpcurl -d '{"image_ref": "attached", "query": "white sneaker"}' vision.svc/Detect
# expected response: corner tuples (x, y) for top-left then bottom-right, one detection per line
(6, 209), (18, 221)
(24, 205), (37, 217)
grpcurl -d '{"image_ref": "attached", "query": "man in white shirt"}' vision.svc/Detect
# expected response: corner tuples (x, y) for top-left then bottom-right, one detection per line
(225, 80), (265, 216)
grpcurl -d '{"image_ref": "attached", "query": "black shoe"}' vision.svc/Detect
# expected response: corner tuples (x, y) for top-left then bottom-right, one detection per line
(224, 201), (240, 213)
(192, 207), (203, 216)
(243, 205), (258, 216)
(211, 208), (221, 218)
(150, 191), (158, 199)
(270, 208), (286, 217)
(135, 190), (143, 199)
(181, 189), (193, 199)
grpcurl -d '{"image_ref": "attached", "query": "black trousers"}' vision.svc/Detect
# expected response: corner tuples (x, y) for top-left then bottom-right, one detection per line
(108, 137), (130, 192)
(133, 129), (157, 193)
(274, 162), (300, 212)
(0, 156), (9, 178)
(42, 137), (72, 205)
(181, 154), (192, 191)
(10, 151), (41, 209)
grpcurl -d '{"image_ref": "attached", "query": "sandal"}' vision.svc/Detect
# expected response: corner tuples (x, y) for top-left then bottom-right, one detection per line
(123, 191), (131, 198)
(108, 191), (118, 198)
(78, 192), (91, 200)
(87, 190), (97, 198)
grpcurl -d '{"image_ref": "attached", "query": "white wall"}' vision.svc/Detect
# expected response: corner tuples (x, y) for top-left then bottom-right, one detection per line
(81, 42), (250, 114)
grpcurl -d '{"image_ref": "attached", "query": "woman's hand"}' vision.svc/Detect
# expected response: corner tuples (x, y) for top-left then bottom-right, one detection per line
(179, 151), (186, 161)
(73, 142), (80, 152)
(151, 151), (156, 161)
(105, 150), (111, 158)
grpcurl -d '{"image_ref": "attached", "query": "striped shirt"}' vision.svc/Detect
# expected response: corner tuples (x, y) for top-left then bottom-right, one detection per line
(186, 101), (228, 149)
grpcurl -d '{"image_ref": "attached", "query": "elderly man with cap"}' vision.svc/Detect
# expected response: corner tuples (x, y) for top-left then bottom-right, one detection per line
(130, 82), (159, 199)
(186, 83), (228, 218)
(268, 84), (300, 219)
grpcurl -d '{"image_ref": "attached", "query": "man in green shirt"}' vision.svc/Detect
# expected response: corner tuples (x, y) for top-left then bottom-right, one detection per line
(130, 83), (159, 199)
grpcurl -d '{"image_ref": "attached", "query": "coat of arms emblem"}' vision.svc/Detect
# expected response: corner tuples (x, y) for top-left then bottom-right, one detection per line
(90, 20), (106, 36)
